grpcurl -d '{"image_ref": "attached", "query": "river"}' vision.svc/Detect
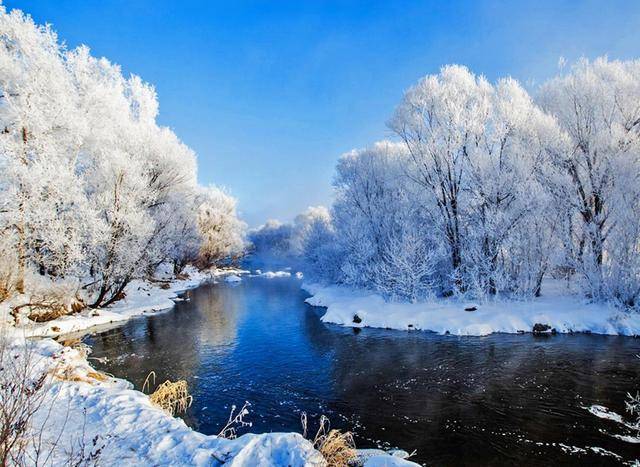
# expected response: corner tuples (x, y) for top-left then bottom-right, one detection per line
(84, 274), (640, 466)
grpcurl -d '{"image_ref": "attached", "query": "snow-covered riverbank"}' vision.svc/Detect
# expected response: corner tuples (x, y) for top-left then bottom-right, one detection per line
(1, 272), (419, 466)
(4, 337), (330, 466)
(303, 282), (640, 337)
(1, 267), (247, 338)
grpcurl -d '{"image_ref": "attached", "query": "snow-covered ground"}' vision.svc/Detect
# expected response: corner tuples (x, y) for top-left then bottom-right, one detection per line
(303, 281), (640, 336)
(1, 270), (419, 466)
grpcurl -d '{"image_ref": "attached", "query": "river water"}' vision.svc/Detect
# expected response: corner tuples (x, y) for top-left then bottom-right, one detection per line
(84, 275), (640, 466)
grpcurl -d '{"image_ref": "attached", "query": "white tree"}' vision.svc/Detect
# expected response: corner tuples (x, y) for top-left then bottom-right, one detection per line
(196, 186), (246, 268)
(329, 141), (443, 299)
(248, 220), (295, 259)
(539, 57), (640, 307)
(388, 66), (489, 282)
(0, 7), (92, 293)
(290, 206), (331, 255)
(66, 47), (157, 306)
(389, 65), (562, 297)
(295, 207), (343, 282)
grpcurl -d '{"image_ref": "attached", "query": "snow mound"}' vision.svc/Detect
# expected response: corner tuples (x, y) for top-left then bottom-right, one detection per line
(225, 275), (242, 283)
(16, 338), (419, 466)
(226, 433), (323, 466)
(357, 449), (420, 466)
(364, 455), (421, 466)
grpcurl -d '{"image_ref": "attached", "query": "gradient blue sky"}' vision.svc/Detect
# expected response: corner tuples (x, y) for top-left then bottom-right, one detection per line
(5, 1), (640, 226)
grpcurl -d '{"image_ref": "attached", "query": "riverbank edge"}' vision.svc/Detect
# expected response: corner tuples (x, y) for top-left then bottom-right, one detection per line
(302, 282), (640, 337)
(1, 270), (419, 466)
(4, 266), (242, 339)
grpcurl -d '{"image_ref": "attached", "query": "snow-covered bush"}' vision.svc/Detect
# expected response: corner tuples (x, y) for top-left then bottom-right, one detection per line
(0, 335), (53, 464)
(0, 234), (18, 302)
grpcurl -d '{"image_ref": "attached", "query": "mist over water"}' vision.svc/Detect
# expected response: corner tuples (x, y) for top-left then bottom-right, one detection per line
(85, 276), (640, 466)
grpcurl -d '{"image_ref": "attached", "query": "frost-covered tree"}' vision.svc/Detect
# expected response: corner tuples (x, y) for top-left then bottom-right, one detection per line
(196, 186), (246, 268)
(67, 47), (163, 306)
(329, 141), (443, 300)
(539, 57), (640, 307)
(0, 7), (90, 292)
(388, 66), (490, 282)
(294, 207), (342, 282)
(248, 220), (295, 259)
(288, 206), (330, 255)
(389, 66), (563, 296)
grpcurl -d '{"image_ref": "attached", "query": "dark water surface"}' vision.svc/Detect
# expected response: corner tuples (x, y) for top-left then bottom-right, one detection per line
(84, 276), (640, 466)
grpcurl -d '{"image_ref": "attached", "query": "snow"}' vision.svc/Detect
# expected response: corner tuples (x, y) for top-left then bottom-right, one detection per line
(225, 274), (242, 283)
(303, 282), (640, 336)
(588, 405), (626, 425)
(587, 405), (640, 443)
(358, 449), (419, 466)
(364, 456), (420, 466)
(254, 270), (292, 279)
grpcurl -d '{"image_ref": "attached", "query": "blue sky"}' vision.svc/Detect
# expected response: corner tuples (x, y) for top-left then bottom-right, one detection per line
(6, 0), (640, 226)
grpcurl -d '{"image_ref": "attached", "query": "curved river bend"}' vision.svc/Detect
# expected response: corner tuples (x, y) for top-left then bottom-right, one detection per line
(84, 276), (640, 466)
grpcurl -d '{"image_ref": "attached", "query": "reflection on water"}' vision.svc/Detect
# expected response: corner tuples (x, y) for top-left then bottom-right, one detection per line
(84, 277), (640, 466)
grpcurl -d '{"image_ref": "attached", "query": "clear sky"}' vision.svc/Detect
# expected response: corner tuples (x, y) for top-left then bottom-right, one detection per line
(5, 0), (640, 226)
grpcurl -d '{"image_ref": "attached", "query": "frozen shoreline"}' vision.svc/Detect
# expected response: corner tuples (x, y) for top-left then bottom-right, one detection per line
(303, 282), (640, 337)
(1, 270), (418, 466)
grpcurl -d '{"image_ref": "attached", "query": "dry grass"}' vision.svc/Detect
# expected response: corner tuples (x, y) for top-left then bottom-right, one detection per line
(175, 272), (190, 281)
(51, 364), (110, 385)
(143, 371), (193, 416)
(0, 279), (11, 303)
(316, 430), (356, 467)
(26, 303), (71, 322)
(11, 279), (85, 323)
(48, 340), (111, 384)
(55, 369), (110, 384)
(22, 296), (84, 322)
(0, 242), (17, 303)
(301, 413), (357, 467)
(58, 337), (82, 348)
